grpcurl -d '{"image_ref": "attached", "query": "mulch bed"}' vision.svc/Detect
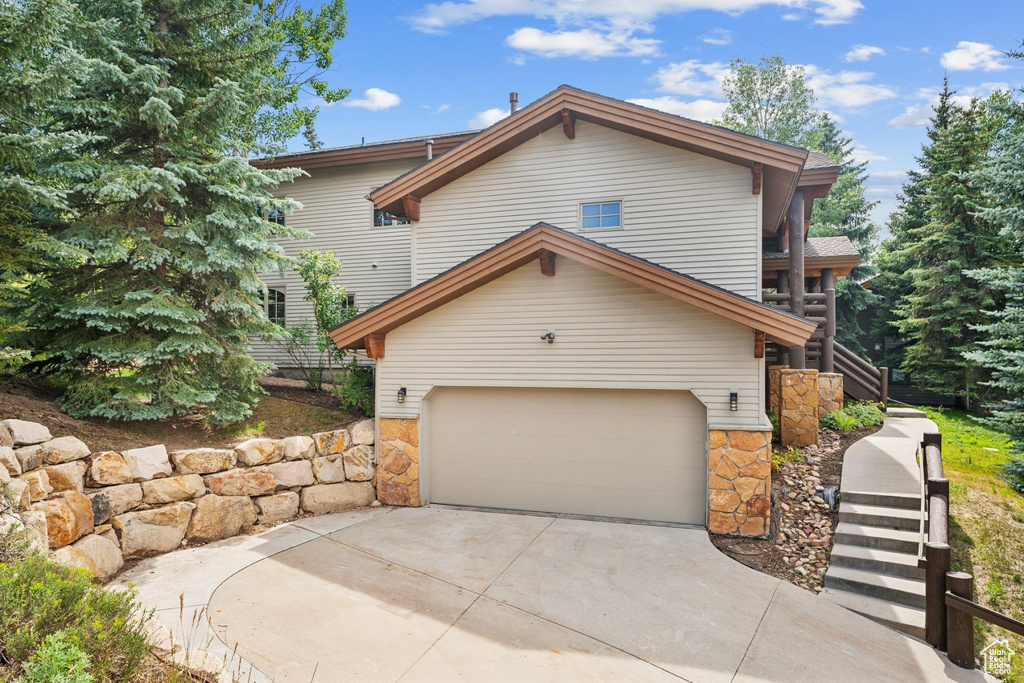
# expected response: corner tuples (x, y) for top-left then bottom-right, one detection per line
(711, 424), (882, 592)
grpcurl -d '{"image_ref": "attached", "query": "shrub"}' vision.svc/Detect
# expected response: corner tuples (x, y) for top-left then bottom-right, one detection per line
(767, 411), (780, 442)
(1001, 456), (1024, 494)
(16, 632), (94, 683)
(0, 555), (150, 680)
(333, 356), (374, 416)
(821, 410), (857, 434)
(771, 446), (804, 471)
(820, 401), (885, 432)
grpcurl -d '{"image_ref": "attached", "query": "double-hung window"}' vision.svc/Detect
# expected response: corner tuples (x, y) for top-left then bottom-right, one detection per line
(265, 288), (286, 326)
(580, 201), (622, 230)
(373, 205), (409, 227)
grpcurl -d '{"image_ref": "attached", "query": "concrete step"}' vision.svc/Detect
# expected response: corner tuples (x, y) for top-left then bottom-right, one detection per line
(823, 565), (926, 608)
(829, 544), (925, 580)
(839, 503), (921, 531)
(822, 587), (926, 640)
(842, 491), (921, 511)
(834, 522), (921, 554)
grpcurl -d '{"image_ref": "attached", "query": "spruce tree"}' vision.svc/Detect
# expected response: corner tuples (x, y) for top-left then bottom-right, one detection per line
(807, 114), (880, 355)
(964, 43), (1024, 461)
(11, 0), (324, 423)
(0, 0), (91, 343)
(893, 90), (1017, 406)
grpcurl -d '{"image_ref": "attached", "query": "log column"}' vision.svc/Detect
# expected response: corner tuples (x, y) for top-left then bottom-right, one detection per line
(776, 270), (790, 366)
(787, 190), (806, 368)
(821, 267), (835, 373)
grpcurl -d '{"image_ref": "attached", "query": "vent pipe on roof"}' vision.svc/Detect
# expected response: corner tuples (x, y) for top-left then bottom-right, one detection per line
(425, 139), (434, 160)
(510, 92), (518, 114)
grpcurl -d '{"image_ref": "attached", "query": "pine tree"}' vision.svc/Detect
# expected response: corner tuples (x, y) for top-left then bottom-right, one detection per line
(0, 0), (92, 344)
(893, 89), (1017, 405)
(10, 0), (333, 423)
(807, 114), (880, 355)
(964, 44), (1024, 461)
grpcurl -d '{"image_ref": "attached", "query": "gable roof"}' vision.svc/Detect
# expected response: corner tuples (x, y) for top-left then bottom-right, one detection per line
(762, 236), (861, 279)
(328, 223), (817, 350)
(367, 85), (813, 233)
(253, 130), (477, 171)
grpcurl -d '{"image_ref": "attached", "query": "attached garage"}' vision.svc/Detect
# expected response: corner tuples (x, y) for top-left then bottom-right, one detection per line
(427, 387), (708, 524)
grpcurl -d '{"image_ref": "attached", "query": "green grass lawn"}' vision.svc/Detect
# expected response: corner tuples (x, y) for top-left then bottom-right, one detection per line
(921, 407), (1024, 680)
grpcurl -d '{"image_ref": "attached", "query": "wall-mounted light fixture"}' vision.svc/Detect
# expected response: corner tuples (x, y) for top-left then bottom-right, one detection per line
(729, 392), (738, 411)
(540, 332), (556, 344)
(397, 387), (407, 404)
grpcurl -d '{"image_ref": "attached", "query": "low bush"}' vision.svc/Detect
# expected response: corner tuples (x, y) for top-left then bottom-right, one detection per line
(333, 356), (374, 416)
(771, 445), (804, 471)
(0, 554), (151, 681)
(820, 401), (885, 432)
(16, 632), (94, 683)
(767, 411), (780, 442)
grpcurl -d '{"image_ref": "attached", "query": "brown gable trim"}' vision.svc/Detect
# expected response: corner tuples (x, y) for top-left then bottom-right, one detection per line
(367, 86), (809, 221)
(328, 223), (817, 350)
(761, 254), (861, 279)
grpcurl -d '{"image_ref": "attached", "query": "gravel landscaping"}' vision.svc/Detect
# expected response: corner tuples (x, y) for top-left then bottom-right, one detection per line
(711, 424), (882, 592)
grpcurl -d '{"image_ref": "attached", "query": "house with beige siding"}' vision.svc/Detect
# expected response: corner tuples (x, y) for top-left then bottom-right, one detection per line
(257, 86), (877, 537)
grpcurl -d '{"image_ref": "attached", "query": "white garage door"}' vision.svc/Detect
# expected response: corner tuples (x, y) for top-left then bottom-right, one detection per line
(427, 387), (707, 524)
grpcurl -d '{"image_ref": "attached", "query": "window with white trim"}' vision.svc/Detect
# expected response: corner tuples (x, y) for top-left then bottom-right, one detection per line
(580, 201), (622, 230)
(265, 288), (285, 326)
(373, 205), (409, 227)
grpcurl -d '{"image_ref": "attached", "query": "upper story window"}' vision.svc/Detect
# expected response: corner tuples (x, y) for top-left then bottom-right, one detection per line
(265, 288), (285, 326)
(580, 201), (622, 230)
(373, 205), (409, 227)
(267, 208), (286, 226)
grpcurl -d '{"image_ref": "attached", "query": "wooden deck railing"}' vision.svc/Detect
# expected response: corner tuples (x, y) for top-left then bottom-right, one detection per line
(918, 432), (1024, 668)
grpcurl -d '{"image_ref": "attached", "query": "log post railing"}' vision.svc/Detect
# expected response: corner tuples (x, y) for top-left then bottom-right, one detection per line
(918, 432), (1024, 668)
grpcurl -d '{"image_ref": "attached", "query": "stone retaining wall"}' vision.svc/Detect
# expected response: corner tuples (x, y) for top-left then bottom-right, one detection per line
(0, 418), (378, 582)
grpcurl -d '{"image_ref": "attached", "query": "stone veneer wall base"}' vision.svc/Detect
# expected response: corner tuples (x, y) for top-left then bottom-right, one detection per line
(708, 429), (771, 538)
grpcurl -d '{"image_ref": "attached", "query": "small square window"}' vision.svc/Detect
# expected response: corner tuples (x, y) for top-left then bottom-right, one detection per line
(373, 206), (409, 227)
(580, 201), (621, 230)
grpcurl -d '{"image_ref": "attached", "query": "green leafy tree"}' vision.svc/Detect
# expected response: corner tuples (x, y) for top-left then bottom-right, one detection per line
(717, 55), (825, 149)
(808, 114), (880, 354)
(893, 89), (1017, 405)
(964, 43), (1024, 465)
(9, 0), (329, 424)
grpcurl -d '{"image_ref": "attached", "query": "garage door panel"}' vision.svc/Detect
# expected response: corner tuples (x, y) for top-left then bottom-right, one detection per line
(428, 387), (707, 524)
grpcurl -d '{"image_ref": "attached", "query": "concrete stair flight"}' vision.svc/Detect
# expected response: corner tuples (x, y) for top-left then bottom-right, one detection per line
(821, 411), (935, 640)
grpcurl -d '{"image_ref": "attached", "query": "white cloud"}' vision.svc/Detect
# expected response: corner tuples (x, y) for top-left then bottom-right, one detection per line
(651, 59), (729, 97)
(781, 12), (802, 20)
(628, 96), (727, 122)
(701, 28), (731, 46)
(342, 88), (401, 111)
(804, 66), (897, 108)
(941, 41), (1010, 72)
(850, 146), (889, 163)
(409, 1), (864, 36)
(468, 107), (510, 128)
(888, 82), (1009, 129)
(845, 44), (885, 62)
(506, 26), (660, 58)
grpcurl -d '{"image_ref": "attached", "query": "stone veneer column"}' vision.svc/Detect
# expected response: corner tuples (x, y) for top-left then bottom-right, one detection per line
(708, 429), (772, 537)
(817, 373), (844, 416)
(779, 369), (819, 447)
(377, 418), (420, 506)
(768, 364), (789, 415)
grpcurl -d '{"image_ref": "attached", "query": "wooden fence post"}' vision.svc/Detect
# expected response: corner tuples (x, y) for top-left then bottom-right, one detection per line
(946, 572), (975, 669)
(880, 367), (889, 408)
(925, 542), (951, 649)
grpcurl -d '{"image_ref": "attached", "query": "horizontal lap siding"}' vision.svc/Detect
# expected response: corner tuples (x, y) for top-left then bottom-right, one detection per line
(251, 159), (421, 366)
(414, 121), (760, 297)
(378, 259), (764, 426)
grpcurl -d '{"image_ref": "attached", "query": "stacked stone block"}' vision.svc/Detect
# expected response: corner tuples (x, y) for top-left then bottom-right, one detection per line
(779, 369), (820, 447)
(708, 429), (772, 537)
(0, 417), (379, 583)
(817, 373), (844, 415)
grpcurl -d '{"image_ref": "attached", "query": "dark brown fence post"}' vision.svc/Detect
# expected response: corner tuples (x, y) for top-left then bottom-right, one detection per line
(946, 572), (976, 669)
(925, 542), (951, 649)
(880, 367), (889, 408)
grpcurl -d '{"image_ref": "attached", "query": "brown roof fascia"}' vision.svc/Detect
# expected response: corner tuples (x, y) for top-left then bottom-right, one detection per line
(252, 134), (474, 171)
(328, 223), (817, 350)
(368, 87), (809, 219)
(761, 254), (861, 279)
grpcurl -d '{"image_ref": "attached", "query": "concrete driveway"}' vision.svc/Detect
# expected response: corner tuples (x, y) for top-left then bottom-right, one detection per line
(116, 506), (989, 682)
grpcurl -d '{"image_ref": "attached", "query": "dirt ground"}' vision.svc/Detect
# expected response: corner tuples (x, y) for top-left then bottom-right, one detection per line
(0, 377), (360, 452)
(711, 424), (883, 590)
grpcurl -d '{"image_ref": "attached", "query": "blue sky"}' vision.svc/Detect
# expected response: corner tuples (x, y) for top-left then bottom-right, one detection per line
(302, 0), (1024, 228)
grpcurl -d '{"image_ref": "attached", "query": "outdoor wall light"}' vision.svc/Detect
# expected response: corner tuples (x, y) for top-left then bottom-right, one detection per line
(397, 387), (407, 404)
(729, 392), (738, 411)
(540, 332), (556, 344)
